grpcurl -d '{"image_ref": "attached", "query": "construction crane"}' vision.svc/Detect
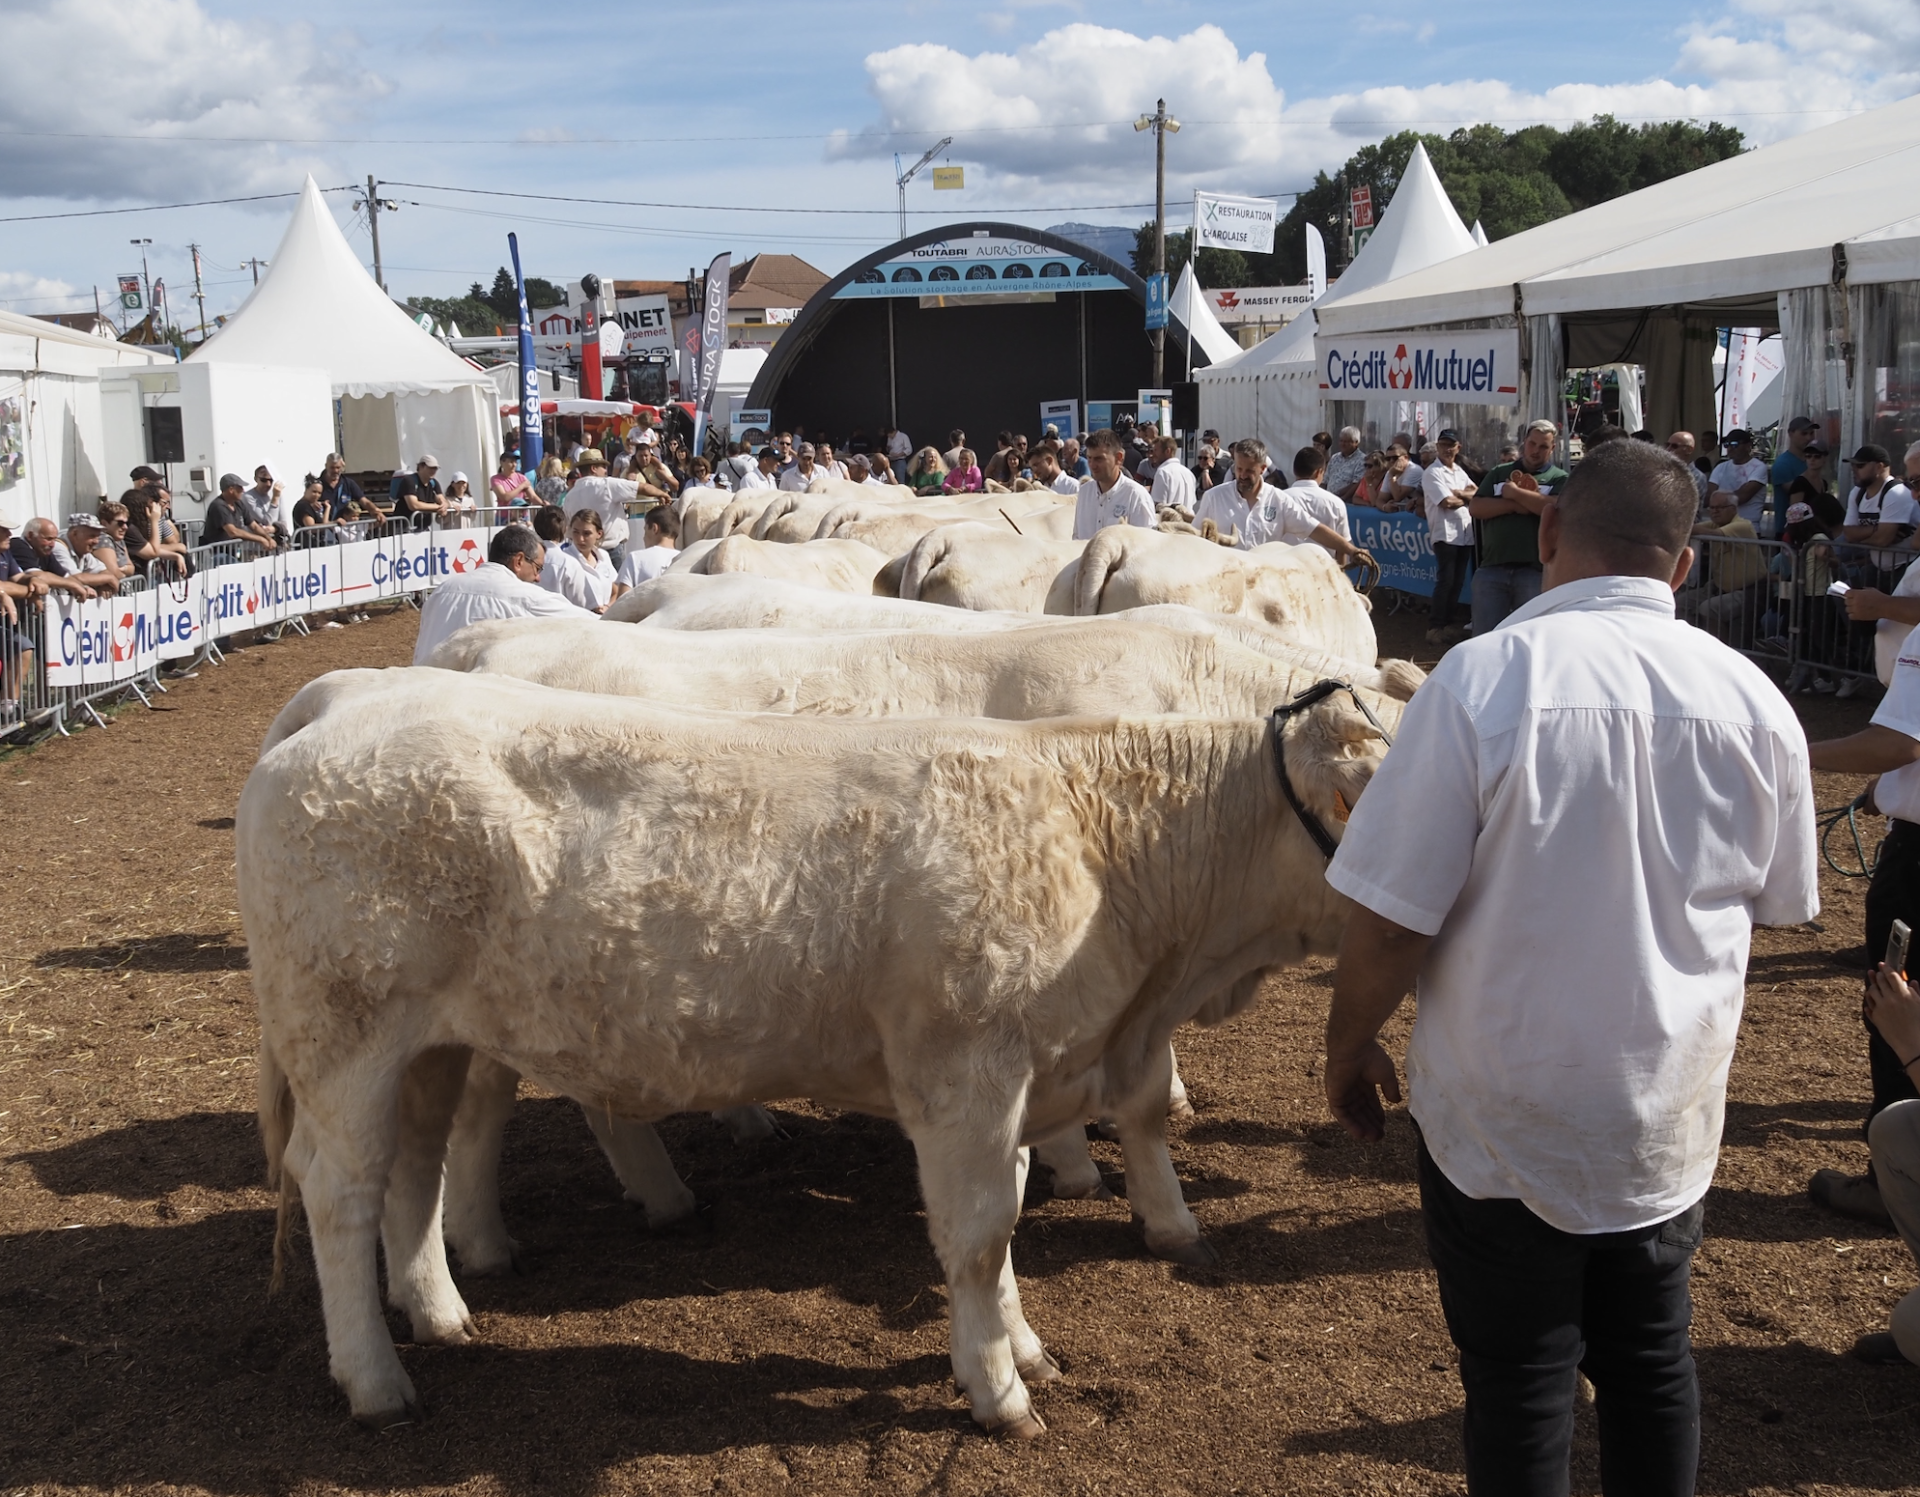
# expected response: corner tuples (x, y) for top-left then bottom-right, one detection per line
(894, 138), (953, 240)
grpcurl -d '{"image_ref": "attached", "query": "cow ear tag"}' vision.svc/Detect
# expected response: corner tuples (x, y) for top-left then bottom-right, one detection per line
(1332, 791), (1351, 823)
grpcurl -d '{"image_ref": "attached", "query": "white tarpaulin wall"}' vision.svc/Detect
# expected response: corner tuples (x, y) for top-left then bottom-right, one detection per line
(39, 525), (501, 685)
(190, 176), (500, 479)
(1198, 142), (1480, 455)
(0, 307), (170, 529)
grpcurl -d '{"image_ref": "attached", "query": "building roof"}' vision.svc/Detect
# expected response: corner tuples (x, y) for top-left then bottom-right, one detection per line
(728, 253), (830, 311)
(34, 310), (120, 340)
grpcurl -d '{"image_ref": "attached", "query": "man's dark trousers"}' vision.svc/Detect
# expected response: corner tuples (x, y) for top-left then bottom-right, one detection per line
(1418, 1136), (1702, 1495)
(1864, 819), (1920, 1124)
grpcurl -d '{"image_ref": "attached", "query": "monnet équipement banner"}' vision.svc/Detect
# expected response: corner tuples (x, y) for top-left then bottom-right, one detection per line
(1316, 329), (1522, 404)
(40, 527), (503, 687)
(1343, 505), (1472, 598)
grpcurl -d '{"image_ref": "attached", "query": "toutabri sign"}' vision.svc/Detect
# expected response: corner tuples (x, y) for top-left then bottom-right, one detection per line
(1316, 329), (1521, 404)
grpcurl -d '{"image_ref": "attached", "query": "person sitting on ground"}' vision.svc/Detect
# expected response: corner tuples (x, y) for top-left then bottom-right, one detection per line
(908, 446), (949, 497)
(612, 505), (680, 597)
(396, 456), (447, 531)
(543, 507), (617, 613)
(412, 523), (595, 664)
(942, 448), (984, 495)
(87, 502), (140, 586)
(1147, 434), (1196, 514)
(205, 474), (277, 554)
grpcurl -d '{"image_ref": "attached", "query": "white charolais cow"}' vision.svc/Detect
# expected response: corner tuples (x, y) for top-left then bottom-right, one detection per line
(899, 527), (1085, 614)
(682, 534), (891, 593)
(1074, 526), (1377, 665)
(245, 668), (1385, 1433)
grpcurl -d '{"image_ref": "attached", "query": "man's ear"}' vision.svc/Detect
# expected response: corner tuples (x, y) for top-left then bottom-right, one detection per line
(1670, 545), (1695, 593)
(1537, 499), (1562, 566)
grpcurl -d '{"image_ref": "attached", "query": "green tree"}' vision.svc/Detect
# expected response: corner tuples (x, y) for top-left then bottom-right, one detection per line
(1128, 226), (1250, 288)
(477, 267), (569, 319)
(406, 294), (500, 333)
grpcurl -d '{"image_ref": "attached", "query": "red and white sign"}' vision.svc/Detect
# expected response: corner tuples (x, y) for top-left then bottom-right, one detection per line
(1350, 186), (1374, 229)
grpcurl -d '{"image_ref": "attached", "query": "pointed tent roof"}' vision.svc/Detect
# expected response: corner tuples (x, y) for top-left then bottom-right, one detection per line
(1170, 262), (1241, 365)
(1201, 143), (1479, 378)
(190, 176), (490, 397)
(1470, 221), (1489, 246)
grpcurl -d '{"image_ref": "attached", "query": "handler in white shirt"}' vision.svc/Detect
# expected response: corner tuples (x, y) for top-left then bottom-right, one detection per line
(1028, 445), (1079, 496)
(735, 447), (780, 492)
(1420, 429), (1478, 640)
(1323, 439), (1815, 1492)
(1071, 430), (1155, 540)
(1196, 440), (1367, 563)
(543, 509), (618, 612)
(1283, 447), (1352, 540)
(612, 505), (680, 595)
(412, 527), (593, 664)
(1146, 435), (1197, 513)
(561, 449), (640, 555)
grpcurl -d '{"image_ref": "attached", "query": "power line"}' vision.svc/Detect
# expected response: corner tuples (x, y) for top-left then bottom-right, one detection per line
(385, 179), (1288, 216)
(0, 186), (353, 224)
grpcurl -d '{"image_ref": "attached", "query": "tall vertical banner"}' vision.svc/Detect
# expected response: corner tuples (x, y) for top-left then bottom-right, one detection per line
(1306, 224), (1327, 301)
(508, 233), (543, 473)
(692, 252), (731, 459)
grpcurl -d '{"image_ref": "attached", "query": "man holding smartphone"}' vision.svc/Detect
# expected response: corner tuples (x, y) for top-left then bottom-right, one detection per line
(1806, 632), (1920, 1223)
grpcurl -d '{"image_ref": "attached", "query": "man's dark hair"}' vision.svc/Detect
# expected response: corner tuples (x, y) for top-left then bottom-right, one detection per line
(642, 504), (678, 542)
(1292, 445), (1328, 480)
(1084, 428), (1125, 456)
(1555, 439), (1698, 576)
(948, 428), (965, 446)
(531, 506), (567, 542)
(489, 526), (542, 568)
(1585, 425), (1629, 448)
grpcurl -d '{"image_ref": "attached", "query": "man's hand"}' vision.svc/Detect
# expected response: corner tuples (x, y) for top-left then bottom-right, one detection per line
(1325, 1042), (1403, 1141)
(1505, 469), (1541, 493)
(1867, 964), (1920, 1066)
(1846, 587), (1892, 621)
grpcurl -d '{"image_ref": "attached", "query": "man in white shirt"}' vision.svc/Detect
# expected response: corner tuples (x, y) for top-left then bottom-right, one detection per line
(1071, 429), (1155, 540)
(412, 526), (594, 664)
(1323, 439), (1816, 1492)
(1842, 442), (1919, 576)
(779, 442), (824, 491)
(735, 446), (780, 492)
(1146, 435), (1197, 514)
(884, 426), (913, 482)
(562, 449), (640, 563)
(1707, 428), (1770, 525)
(1281, 447), (1352, 541)
(1030, 444), (1079, 497)
(613, 505), (680, 595)
(816, 442), (849, 481)
(1421, 429), (1477, 642)
(1198, 441), (1366, 561)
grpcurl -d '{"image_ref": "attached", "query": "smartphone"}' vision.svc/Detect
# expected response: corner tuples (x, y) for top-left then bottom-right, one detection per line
(1889, 919), (1911, 978)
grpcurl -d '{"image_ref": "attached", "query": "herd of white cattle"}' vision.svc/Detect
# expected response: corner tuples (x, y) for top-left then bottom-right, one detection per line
(237, 475), (1424, 1438)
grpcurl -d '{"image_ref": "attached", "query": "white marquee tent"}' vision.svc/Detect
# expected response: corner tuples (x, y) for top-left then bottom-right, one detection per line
(0, 309), (170, 529)
(1197, 142), (1479, 455)
(1312, 95), (1920, 448)
(1169, 263), (1241, 367)
(190, 176), (499, 479)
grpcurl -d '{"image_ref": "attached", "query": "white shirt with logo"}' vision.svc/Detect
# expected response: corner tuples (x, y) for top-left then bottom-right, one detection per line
(1072, 473), (1154, 540)
(1421, 460), (1476, 546)
(413, 562), (593, 665)
(1329, 576), (1817, 1234)
(1192, 482), (1259, 543)
(1149, 459), (1197, 513)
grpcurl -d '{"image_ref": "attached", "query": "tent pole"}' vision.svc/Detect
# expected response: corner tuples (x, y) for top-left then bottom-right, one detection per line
(887, 299), (897, 429)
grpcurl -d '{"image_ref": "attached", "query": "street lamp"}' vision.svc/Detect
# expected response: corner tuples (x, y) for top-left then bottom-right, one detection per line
(1134, 101), (1180, 385)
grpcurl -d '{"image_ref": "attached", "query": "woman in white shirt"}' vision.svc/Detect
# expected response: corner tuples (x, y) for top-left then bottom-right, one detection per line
(544, 508), (618, 613)
(443, 473), (479, 527)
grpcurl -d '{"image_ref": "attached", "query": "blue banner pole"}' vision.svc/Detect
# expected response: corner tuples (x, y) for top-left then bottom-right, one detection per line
(508, 233), (543, 474)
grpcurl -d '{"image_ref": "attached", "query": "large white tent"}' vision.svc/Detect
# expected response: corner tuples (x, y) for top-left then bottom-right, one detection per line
(1168, 263), (1241, 366)
(0, 309), (169, 529)
(1197, 142), (1479, 454)
(1312, 95), (1920, 448)
(190, 176), (499, 479)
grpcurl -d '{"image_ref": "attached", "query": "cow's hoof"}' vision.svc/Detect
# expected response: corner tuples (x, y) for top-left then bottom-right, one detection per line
(1167, 1096), (1196, 1120)
(354, 1403), (418, 1432)
(715, 1105), (778, 1143)
(415, 1318), (472, 1347)
(1147, 1233), (1219, 1269)
(1051, 1180), (1115, 1202)
(1017, 1349), (1063, 1383)
(984, 1409), (1048, 1440)
(1093, 1119), (1122, 1141)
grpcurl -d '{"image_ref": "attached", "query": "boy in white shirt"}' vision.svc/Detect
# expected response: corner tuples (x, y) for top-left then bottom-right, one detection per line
(613, 506), (680, 596)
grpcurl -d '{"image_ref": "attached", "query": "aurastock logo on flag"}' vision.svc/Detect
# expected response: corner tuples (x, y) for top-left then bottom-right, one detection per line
(1316, 329), (1521, 405)
(1192, 192), (1276, 254)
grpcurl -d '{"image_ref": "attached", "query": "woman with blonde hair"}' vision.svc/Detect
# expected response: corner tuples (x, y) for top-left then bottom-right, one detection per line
(907, 445), (948, 497)
(534, 453), (570, 507)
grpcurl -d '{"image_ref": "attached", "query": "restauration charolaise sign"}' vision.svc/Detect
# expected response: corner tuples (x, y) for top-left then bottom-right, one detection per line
(1316, 330), (1521, 405)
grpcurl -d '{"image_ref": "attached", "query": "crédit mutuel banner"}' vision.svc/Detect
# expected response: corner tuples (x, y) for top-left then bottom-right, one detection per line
(1316, 329), (1521, 404)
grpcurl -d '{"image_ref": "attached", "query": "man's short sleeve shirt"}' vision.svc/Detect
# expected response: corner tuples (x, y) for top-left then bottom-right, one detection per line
(1072, 474), (1154, 540)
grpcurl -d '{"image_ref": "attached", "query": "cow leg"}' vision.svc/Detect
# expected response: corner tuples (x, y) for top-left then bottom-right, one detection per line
(280, 1066), (418, 1426)
(1032, 1123), (1113, 1201)
(1002, 1146), (1057, 1381)
(442, 1053), (521, 1277)
(904, 1102), (1046, 1438)
(1167, 1045), (1195, 1119)
(580, 1105), (698, 1227)
(381, 1046), (475, 1347)
(711, 1104), (777, 1142)
(1112, 1044), (1217, 1268)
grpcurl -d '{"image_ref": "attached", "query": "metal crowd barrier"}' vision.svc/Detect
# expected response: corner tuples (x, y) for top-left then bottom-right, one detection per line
(1677, 531), (1887, 691)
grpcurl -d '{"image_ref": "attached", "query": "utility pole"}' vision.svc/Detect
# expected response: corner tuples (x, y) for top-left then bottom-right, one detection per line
(893, 138), (952, 240)
(188, 243), (208, 342)
(1134, 100), (1180, 387)
(359, 174), (397, 292)
(242, 257), (268, 285)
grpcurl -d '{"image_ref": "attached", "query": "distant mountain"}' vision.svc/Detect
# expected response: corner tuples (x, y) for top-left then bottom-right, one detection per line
(1044, 222), (1138, 268)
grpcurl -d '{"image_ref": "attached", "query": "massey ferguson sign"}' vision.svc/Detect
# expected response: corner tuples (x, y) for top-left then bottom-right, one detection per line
(1316, 329), (1521, 404)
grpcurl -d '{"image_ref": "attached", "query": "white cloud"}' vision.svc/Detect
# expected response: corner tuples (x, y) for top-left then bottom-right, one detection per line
(839, 11), (1920, 208)
(0, 0), (381, 202)
(0, 270), (79, 309)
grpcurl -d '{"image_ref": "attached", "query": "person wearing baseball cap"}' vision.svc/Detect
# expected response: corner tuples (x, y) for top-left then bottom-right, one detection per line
(395, 456), (446, 532)
(1707, 429), (1768, 526)
(1771, 416), (1822, 526)
(204, 473), (277, 554)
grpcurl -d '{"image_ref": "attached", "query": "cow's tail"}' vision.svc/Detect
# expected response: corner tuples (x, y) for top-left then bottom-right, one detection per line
(749, 493), (796, 539)
(898, 527), (954, 602)
(1072, 526), (1131, 616)
(872, 552), (910, 598)
(810, 502), (860, 541)
(258, 1038), (299, 1295)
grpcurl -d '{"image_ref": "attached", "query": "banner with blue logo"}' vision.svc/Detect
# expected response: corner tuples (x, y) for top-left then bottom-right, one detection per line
(508, 233), (543, 472)
(1344, 506), (1469, 598)
(1144, 272), (1168, 330)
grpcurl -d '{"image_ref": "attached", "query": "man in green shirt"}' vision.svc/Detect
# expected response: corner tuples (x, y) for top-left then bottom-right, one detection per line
(1470, 418), (1571, 635)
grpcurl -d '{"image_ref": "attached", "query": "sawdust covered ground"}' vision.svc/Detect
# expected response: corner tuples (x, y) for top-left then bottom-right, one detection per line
(1, 603), (1916, 1496)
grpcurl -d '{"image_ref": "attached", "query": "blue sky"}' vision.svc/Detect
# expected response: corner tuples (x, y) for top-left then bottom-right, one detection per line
(0, 0), (1914, 324)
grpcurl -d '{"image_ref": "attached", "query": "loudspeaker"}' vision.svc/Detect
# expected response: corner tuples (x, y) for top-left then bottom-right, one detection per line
(1172, 382), (1198, 431)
